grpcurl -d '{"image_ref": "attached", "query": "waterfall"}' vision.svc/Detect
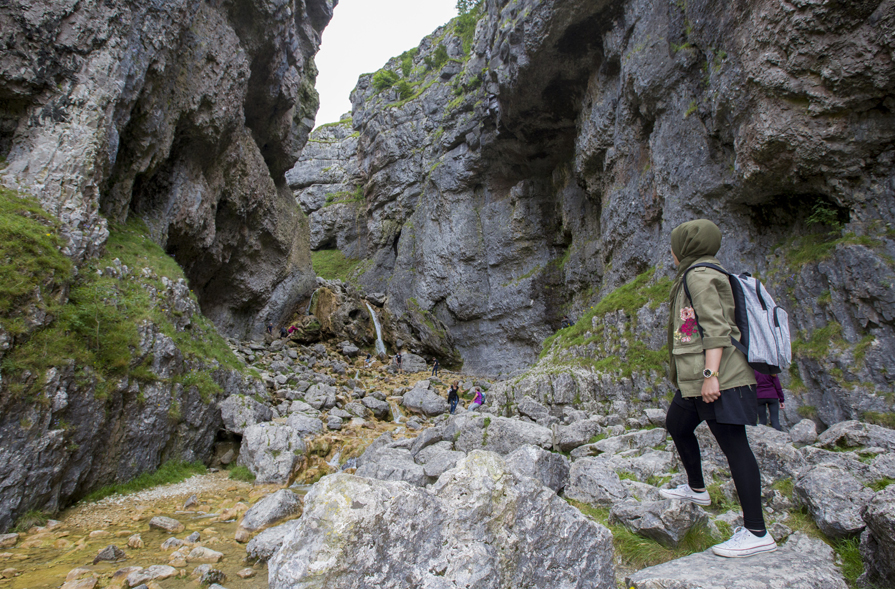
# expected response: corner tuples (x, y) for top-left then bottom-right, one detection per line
(327, 450), (342, 470)
(365, 301), (387, 357)
(389, 400), (404, 424)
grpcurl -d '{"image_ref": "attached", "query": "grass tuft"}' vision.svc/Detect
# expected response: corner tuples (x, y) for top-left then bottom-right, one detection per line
(82, 460), (207, 503)
(13, 509), (50, 533)
(311, 249), (363, 282)
(227, 465), (256, 483)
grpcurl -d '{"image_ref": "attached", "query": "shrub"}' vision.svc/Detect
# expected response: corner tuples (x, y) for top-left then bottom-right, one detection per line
(424, 45), (449, 71)
(400, 48), (418, 77)
(372, 69), (399, 92)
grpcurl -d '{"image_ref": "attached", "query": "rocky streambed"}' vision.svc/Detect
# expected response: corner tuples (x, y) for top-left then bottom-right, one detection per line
(3, 331), (894, 589)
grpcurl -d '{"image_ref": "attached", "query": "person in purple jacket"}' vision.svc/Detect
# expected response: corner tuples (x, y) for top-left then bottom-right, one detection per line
(755, 370), (785, 431)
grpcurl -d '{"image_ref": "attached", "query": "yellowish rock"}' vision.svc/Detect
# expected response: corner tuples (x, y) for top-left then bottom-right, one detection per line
(65, 567), (92, 582)
(186, 546), (224, 563)
(107, 566), (141, 589)
(54, 538), (73, 549)
(88, 530), (111, 538)
(1, 568), (21, 578)
(127, 534), (144, 549)
(236, 567), (256, 579)
(0, 534), (19, 549)
(60, 577), (97, 589)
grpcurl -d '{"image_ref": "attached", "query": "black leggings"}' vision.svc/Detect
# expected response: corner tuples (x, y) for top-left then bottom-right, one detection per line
(666, 400), (765, 532)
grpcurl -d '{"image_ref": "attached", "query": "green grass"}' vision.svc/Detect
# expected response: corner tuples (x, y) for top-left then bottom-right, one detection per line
(863, 411), (895, 429)
(175, 371), (223, 403)
(798, 405), (819, 420)
(13, 509), (50, 533)
(82, 460), (207, 503)
(706, 482), (740, 513)
(867, 477), (894, 492)
(2, 216), (240, 399)
(0, 187), (72, 336)
(771, 478), (794, 499)
(772, 232), (879, 274)
(540, 267), (671, 357)
(324, 185), (364, 207)
(832, 536), (864, 587)
(792, 321), (844, 359)
(568, 499), (717, 568)
(311, 249), (364, 282)
(227, 465), (256, 482)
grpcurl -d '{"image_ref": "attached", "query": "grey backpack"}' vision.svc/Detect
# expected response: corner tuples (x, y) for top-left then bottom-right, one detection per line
(684, 264), (792, 375)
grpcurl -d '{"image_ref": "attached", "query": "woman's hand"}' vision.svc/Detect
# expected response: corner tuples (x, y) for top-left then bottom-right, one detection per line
(701, 376), (721, 403)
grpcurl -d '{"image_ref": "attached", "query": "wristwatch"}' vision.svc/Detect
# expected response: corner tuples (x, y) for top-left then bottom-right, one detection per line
(702, 368), (719, 378)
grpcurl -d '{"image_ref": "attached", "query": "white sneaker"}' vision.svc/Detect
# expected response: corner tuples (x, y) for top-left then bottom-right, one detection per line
(658, 484), (711, 506)
(711, 527), (777, 558)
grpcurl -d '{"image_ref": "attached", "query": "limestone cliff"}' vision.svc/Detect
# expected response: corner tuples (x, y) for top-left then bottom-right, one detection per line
(291, 0), (895, 427)
(0, 0), (335, 335)
(0, 0), (334, 532)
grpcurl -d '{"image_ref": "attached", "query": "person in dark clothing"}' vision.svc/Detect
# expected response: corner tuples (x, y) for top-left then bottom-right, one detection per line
(560, 315), (573, 329)
(431, 358), (440, 377)
(394, 352), (403, 373)
(755, 371), (785, 431)
(266, 322), (273, 334)
(447, 382), (460, 414)
(279, 326), (287, 338)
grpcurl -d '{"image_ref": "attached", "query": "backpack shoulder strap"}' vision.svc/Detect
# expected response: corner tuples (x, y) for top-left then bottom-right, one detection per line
(682, 263), (747, 355)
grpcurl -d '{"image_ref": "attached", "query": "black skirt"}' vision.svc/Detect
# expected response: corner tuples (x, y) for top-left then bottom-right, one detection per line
(672, 385), (758, 426)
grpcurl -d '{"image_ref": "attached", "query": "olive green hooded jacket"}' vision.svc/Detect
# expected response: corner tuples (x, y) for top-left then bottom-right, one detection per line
(668, 220), (756, 397)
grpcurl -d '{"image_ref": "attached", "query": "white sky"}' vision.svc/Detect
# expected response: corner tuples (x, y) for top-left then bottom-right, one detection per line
(313, 0), (459, 126)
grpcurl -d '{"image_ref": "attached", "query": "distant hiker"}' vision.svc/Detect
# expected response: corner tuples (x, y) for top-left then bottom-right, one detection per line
(266, 322), (273, 334)
(560, 315), (573, 329)
(365, 352), (372, 367)
(755, 370), (785, 431)
(469, 387), (484, 412)
(394, 352), (403, 373)
(431, 358), (440, 377)
(279, 326), (287, 338)
(287, 325), (297, 336)
(448, 382), (460, 414)
(659, 219), (776, 558)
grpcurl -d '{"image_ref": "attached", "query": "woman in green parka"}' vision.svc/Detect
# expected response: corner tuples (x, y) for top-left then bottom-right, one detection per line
(659, 219), (777, 558)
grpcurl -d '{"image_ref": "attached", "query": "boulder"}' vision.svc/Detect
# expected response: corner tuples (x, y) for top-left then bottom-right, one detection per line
(246, 520), (301, 563)
(93, 544), (126, 564)
(505, 444), (570, 494)
(409, 424), (446, 457)
(518, 396), (552, 422)
(401, 381), (448, 417)
(609, 500), (708, 548)
(419, 447), (465, 480)
(627, 532), (845, 589)
(186, 546), (224, 563)
(564, 458), (628, 506)
(794, 465), (875, 538)
(285, 414), (324, 436)
(236, 489), (303, 542)
(220, 395), (272, 436)
(859, 485), (895, 588)
(745, 425), (805, 480)
(591, 449), (674, 482)
(126, 565), (177, 587)
(355, 432), (395, 468)
(326, 416), (343, 431)
(149, 516), (184, 534)
(816, 420), (895, 452)
(0, 534), (17, 548)
(401, 352), (428, 373)
(587, 428), (667, 455)
(361, 396), (391, 419)
(789, 419), (819, 445)
(343, 401), (372, 418)
(268, 452), (615, 588)
(464, 416), (553, 455)
(238, 423), (307, 484)
(643, 408), (666, 427)
(355, 448), (429, 487)
(304, 384), (337, 410)
(556, 419), (603, 452)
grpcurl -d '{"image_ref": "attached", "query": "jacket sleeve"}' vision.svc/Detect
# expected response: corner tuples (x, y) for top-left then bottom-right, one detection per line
(773, 375), (784, 402)
(688, 270), (733, 350)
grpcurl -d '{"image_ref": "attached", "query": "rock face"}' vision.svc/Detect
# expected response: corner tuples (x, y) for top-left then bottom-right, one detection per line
(627, 532), (846, 589)
(269, 451), (615, 588)
(288, 0), (895, 433)
(859, 485), (895, 588)
(0, 0), (333, 335)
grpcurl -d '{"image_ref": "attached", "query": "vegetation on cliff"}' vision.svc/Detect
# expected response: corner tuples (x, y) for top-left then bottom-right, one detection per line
(0, 188), (241, 401)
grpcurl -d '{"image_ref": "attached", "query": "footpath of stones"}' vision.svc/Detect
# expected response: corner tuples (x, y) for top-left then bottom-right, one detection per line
(1, 336), (893, 589)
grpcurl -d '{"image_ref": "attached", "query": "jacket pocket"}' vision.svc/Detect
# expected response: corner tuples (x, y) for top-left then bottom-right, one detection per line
(673, 349), (704, 383)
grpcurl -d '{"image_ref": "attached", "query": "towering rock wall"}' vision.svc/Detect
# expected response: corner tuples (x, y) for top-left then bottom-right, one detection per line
(0, 0), (334, 531)
(291, 0), (895, 425)
(0, 0), (335, 335)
